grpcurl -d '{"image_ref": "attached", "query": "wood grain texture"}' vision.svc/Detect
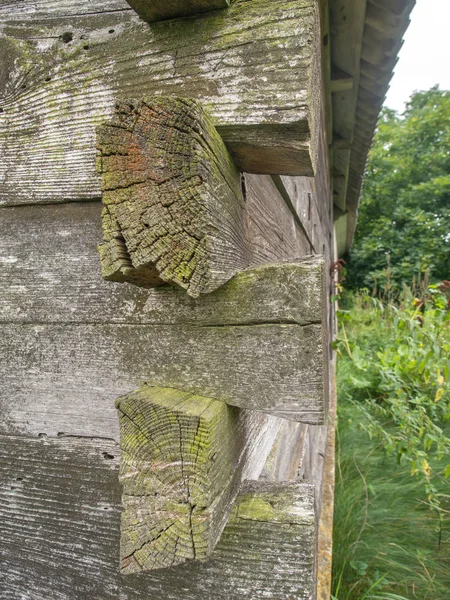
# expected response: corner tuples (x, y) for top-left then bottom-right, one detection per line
(0, 0), (321, 208)
(116, 385), (281, 572)
(0, 203), (329, 436)
(97, 97), (247, 296)
(0, 0), (131, 19)
(0, 434), (123, 600)
(259, 420), (306, 483)
(0, 205), (319, 330)
(0, 434), (315, 600)
(125, 0), (231, 23)
(0, 182), (312, 325)
(0, 196), (325, 437)
(317, 374), (337, 600)
(0, 319), (326, 439)
(216, 480), (316, 599)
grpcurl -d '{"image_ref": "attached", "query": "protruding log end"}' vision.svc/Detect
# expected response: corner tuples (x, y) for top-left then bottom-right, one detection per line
(125, 0), (232, 23)
(97, 97), (248, 298)
(116, 385), (243, 573)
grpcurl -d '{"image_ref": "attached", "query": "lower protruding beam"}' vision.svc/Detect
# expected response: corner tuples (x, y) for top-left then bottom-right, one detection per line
(116, 385), (281, 573)
(126, 0), (231, 23)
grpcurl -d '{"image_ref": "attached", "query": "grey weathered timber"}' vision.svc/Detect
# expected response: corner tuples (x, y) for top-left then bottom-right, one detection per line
(260, 420), (307, 483)
(97, 97), (248, 296)
(272, 110), (334, 265)
(126, 0), (231, 22)
(0, 315), (327, 438)
(116, 385), (281, 572)
(0, 259), (329, 437)
(0, 0), (321, 207)
(0, 434), (315, 599)
(0, 202), (312, 327)
(0, 434), (122, 600)
(317, 375), (337, 600)
(0, 0), (130, 19)
(214, 481), (316, 599)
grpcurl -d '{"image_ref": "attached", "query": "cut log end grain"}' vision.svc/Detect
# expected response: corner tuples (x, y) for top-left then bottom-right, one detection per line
(97, 97), (248, 298)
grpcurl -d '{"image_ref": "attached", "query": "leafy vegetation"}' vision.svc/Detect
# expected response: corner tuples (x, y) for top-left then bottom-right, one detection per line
(332, 289), (450, 599)
(332, 87), (450, 597)
(346, 87), (450, 292)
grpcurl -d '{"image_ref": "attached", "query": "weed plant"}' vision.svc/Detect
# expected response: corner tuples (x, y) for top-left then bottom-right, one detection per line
(332, 286), (450, 599)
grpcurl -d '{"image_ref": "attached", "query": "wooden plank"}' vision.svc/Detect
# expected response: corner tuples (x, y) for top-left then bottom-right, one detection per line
(0, 434), (315, 599)
(0, 435), (123, 600)
(244, 175), (311, 263)
(320, 0), (333, 147)
(0, 317), (327, 438)
(259, 420), (307, 483)
(116, 385), (281, 572)
(329, 0), (367, 144)
(276, 175), (331, 260)
(125, 0), (230, 23)
(97, 97), (248, 297)
(211, 480), (316, 598)
(328, 0), (367, 244)
(0, 0), (322, 207)
(317, 374), (337, 600)
(0, 202), (314, 326)
(271, 104), (334, 265)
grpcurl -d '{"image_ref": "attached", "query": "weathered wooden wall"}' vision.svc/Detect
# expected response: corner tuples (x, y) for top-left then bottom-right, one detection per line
(0, 435), (316, 599)
(0, 0), (336, 597)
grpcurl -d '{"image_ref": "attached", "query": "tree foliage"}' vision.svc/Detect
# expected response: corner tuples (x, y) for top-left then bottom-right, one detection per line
(346, 87), (450, 291)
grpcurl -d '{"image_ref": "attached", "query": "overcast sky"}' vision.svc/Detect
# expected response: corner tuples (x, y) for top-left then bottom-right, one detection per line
(383, 0), (450, 113)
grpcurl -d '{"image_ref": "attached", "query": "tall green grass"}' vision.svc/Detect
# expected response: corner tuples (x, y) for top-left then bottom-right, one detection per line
(332, 288), (450, 599)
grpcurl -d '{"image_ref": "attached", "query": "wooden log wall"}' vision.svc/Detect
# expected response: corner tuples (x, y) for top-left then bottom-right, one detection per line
(0, 1), (336, 597)
(0, 434), (316, 599)
(0, 0), (322, 205)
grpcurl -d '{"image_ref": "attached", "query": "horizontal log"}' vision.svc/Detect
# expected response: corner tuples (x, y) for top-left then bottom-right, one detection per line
(0, 0), (130, 19)
(0, 204), (328, 437)
(0, 185), (311, 325)
(0, 0), (321, 207)
(0, 319), (327, 439)
(126, 0), (230, 22)
(97, 97), (248, 296)
(116, 385), (281, 572)
(0, 434), (315, 599)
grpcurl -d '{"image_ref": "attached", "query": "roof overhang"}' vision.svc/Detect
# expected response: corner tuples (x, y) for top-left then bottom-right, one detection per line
(325, 0), (416, 255)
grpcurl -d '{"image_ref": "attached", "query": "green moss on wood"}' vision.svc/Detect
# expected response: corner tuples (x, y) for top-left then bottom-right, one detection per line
(116, 385), (246, 573)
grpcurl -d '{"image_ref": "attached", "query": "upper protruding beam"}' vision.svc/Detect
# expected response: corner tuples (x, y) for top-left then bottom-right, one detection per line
(97, 97), (248, 297)
(126, 0), (231, 23)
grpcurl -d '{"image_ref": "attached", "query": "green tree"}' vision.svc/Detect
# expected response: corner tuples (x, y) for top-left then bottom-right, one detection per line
(346, 87), (450, 292)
